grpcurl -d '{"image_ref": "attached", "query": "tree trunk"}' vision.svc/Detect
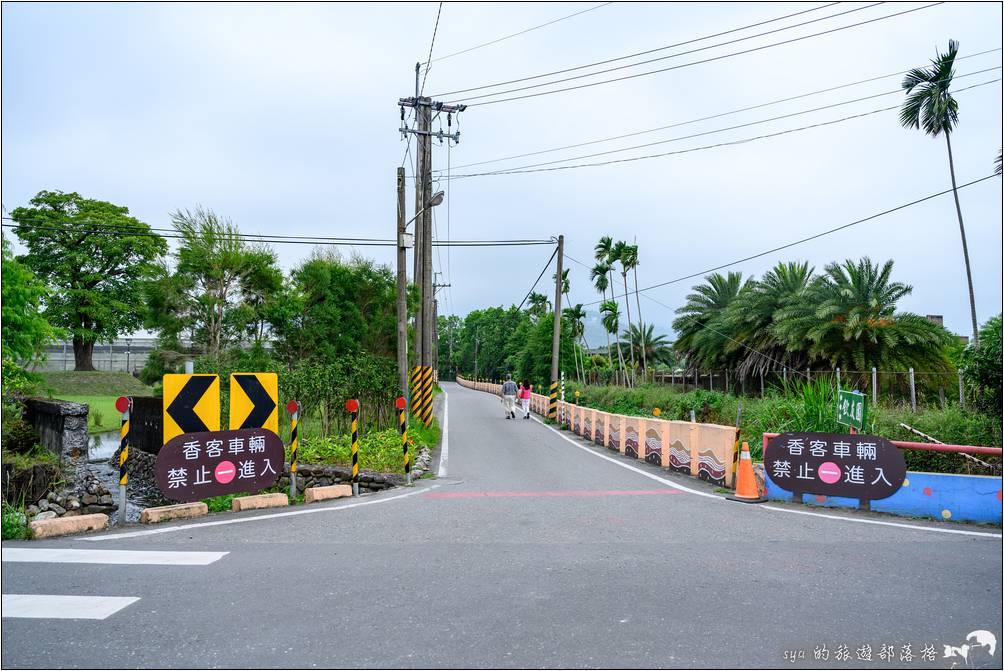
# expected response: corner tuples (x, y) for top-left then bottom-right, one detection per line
(945, 132), (979, 346)
(621, 272), (635, 378)
(633, 264), (646, 381)
(72, 336), (96, 371)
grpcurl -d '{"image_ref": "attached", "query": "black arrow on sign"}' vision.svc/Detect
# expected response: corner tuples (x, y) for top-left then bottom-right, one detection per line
(234, 374), (276, 429)
(166, 376), (215, 433)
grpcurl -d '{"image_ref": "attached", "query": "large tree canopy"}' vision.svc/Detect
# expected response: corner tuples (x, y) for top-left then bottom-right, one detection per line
(1, 237), (59, 366)
(11, 190), (166, 370)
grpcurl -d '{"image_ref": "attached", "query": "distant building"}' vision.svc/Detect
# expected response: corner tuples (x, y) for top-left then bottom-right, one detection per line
(925, 314), (968, 346)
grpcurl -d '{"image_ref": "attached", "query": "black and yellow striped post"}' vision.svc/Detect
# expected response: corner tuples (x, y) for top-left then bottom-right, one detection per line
(409, 365), (421, 405)
(418, 365), (434, 427)
(286, 399), (300, 500)
(396, 396), (410, 485)
(115, 396), (131, 526)
(730, 400), (743, 489)
(547, 380), (559, 421)
(346, 398), (360, 496)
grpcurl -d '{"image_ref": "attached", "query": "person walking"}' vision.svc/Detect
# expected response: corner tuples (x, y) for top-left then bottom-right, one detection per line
(519, 380), (532, 419)
(501, 374), (519, 419)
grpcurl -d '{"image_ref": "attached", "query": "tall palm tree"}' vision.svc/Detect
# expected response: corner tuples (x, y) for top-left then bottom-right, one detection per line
(563, 303), (587, 383)
(527, 292), (549, 321)
(590, 262), (613, 363)
(621, 243), (647, 376)
(600, 299), (629, 386)
(900, 39), (978, 345)
(552, 268), (570, 295)
(611, 240), (636, 376)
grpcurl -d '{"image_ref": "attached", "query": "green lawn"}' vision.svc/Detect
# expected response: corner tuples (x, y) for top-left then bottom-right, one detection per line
(39, 371), (152, 397)
(59, 395), (123, 433)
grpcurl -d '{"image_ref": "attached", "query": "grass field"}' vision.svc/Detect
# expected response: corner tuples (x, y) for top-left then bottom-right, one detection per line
(38, 371), (153, 434)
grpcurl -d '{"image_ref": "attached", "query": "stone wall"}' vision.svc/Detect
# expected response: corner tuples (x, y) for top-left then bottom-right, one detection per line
(24, 459), (116, 523)
(23, 398), (89, 460)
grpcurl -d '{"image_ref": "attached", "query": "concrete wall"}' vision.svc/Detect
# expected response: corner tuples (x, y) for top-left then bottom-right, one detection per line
(23, 398), (90, 460)
(457, 376), (737, 487)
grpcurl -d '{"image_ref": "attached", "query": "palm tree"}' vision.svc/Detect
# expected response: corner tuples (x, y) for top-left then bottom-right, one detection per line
(552, 268), (570, 295)
(611, 240), (636, 377)
(563, 304), (587, 383)
(527, 292), (549, 321)
(900, 39), (978, 345)
(623, 323), (674, 368)
(600, 299), (629, 385)
(774, 257), (953, 373)
(672, 271), (748, 374)
(590, 262), (613, 363)
(621, 243), (647, 377)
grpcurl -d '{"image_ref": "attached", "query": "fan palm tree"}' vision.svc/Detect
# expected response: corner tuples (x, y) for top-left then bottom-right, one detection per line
(900, 39), (978, 345)
(600, 299), (629, 385)
(591, 261), (613, 363)
(621, 243), (647, 376)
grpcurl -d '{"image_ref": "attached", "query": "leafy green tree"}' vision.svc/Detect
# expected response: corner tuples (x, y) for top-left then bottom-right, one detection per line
(900, 39), (979, 345)
(527, 292), (550, 321)
(961, 314), (1002, 414)
(11, 190), (167, 370)
(563, 303), (586, 383)
(1, 237), (58, 366)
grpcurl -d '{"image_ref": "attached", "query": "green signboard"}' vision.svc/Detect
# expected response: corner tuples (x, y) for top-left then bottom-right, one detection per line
(837, 389), (867, 430)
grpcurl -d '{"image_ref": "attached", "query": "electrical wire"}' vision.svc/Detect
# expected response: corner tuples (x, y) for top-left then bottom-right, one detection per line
(420, 2), (444, 96)
(450, 3), (945, 107)
(517, 246), (559, 311)
(442, 78), (1000, 178)
(580, 173), (999, 307)
(430, 2), (613, 63)
(430, 1), (842, 97)
(436, 55), (1001, 172)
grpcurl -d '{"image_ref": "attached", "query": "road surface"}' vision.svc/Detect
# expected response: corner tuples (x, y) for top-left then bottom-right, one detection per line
(3, 382), (1001, 668)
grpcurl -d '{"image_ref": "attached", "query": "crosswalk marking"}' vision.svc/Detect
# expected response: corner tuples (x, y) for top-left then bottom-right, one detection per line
(1, 595), (139, 620)
(1, 548), (228, 565)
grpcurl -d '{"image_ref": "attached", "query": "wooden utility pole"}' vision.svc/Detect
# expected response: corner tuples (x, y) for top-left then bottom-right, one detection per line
(396, 166), (409, 398)
(548, 234), (564, 420)
(419, 99), (434, 380)
(412, 98), (429, 370)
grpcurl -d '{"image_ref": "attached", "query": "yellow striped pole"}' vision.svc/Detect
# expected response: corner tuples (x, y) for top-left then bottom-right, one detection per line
(397, 396), (410, 485)
(547, 380), (558, 421)
(346, 399), (360, 496)
(287, 399), (300, 500)
(420, 365), (434, 426)
(115, 396), (131, 526)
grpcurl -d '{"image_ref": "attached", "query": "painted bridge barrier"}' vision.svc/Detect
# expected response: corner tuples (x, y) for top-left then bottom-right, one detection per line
(456, 376), (738, 488)
(761, 433), (1003, 525)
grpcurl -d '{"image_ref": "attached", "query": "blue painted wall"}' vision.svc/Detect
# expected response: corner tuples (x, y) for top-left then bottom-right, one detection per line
(764, 470), (1003, 525)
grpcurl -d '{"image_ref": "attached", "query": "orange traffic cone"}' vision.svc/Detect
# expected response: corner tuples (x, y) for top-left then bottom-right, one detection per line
(727, 441), (766, 503)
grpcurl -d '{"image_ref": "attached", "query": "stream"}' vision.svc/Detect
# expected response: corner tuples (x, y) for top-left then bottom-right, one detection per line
(87, 431), (164, 523)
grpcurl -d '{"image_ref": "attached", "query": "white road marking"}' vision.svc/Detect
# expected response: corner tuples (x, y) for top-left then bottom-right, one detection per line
(83, 484), (440, 541)
(438, 386), (449, 477)
(1, 595), (139, 620)
(516, 393), (1001, 540)
(2, 549), (228, 565)
(761, 505), (1003, 538)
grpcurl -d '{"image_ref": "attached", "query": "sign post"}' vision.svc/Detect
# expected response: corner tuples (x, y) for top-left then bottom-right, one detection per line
(837, 389), (867, 433)
(730, 400), (743, 488)
(287, 400), (300, 500)
(115, 396), (131, 526)
(346, 399), (360, 496)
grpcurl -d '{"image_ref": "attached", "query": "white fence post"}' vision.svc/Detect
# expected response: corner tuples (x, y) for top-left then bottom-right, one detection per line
(909, 367), (916, 412)
(958, 369), (965, 409)
(836, 367), (841, 392)
(871, 367), (878, 405)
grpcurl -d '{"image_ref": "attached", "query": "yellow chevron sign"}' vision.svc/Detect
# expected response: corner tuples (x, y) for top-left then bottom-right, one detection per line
(229, 372), (278, 434)
(163, 374), (221, 445)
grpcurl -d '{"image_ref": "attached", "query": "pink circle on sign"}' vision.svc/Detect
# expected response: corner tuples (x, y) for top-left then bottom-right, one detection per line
(215, 460), (237, 484)
(818, 461), (841, 484)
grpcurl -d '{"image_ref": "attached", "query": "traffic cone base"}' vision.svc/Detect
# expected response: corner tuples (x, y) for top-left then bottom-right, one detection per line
(727, 441), (766, 504)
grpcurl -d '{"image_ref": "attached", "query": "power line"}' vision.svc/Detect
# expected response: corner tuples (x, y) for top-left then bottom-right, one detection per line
(449, 3), (945, 107)
(419, 2), (444, 96)
(517, 246), (559, 311)
(442, 78), (1001, 178)
(437, 55), (1002, 172)
(430, 2), (613, 63)
(430, 1), (842, 97)
(580, 173), (999, 307)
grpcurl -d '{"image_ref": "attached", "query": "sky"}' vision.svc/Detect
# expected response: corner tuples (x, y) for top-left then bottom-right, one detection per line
(2, 2), (1002, 346)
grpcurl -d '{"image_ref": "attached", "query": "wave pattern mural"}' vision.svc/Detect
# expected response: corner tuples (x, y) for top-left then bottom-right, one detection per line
(583, 413), (592, 440)
(594, 414), (606, 446)
(624, 423), (639, 459)
(697, 449), (727, 486)
(608, 424), (620, 452)
(644, 428), (662, 466)
(667, 439), (691, 475)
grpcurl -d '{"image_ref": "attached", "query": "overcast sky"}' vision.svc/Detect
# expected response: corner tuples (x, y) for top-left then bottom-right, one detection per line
(3, 2), (1001, 344)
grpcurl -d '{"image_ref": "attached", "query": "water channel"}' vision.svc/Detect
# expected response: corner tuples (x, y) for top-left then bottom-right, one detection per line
(87, 431), (164, 523)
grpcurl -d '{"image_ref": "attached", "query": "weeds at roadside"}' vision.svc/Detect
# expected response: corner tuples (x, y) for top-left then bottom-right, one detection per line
(1, 500), (31, 540)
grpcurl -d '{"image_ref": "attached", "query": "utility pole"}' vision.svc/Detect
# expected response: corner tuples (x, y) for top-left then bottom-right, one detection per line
(433, 274), (451, 381)
(548, 235), (565, 420)
(396, 166), (410, 398)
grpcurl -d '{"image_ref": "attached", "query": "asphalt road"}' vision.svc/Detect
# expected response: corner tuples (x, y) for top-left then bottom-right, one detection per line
(2, 382), (1002, 669)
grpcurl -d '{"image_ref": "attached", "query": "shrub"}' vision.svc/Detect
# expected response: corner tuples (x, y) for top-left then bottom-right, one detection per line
(1, 501), (31, 540)
(1, 418), (39, 455)
(961, 314), (1002, 415)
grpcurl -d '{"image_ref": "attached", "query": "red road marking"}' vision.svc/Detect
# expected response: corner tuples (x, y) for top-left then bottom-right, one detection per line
(421, 489), (682, 499)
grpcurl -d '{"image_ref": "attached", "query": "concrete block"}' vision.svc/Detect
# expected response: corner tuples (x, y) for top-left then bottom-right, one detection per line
(231, 492), (288, 512)
(30, 513), (107, 539)
(304, 484), (353, 503)
(140, 502), (208, 524)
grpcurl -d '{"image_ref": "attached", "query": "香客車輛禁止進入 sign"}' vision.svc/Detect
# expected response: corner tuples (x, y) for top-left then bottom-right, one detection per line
(764, 432), (906, 501)
(154, 428), (285, 502)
